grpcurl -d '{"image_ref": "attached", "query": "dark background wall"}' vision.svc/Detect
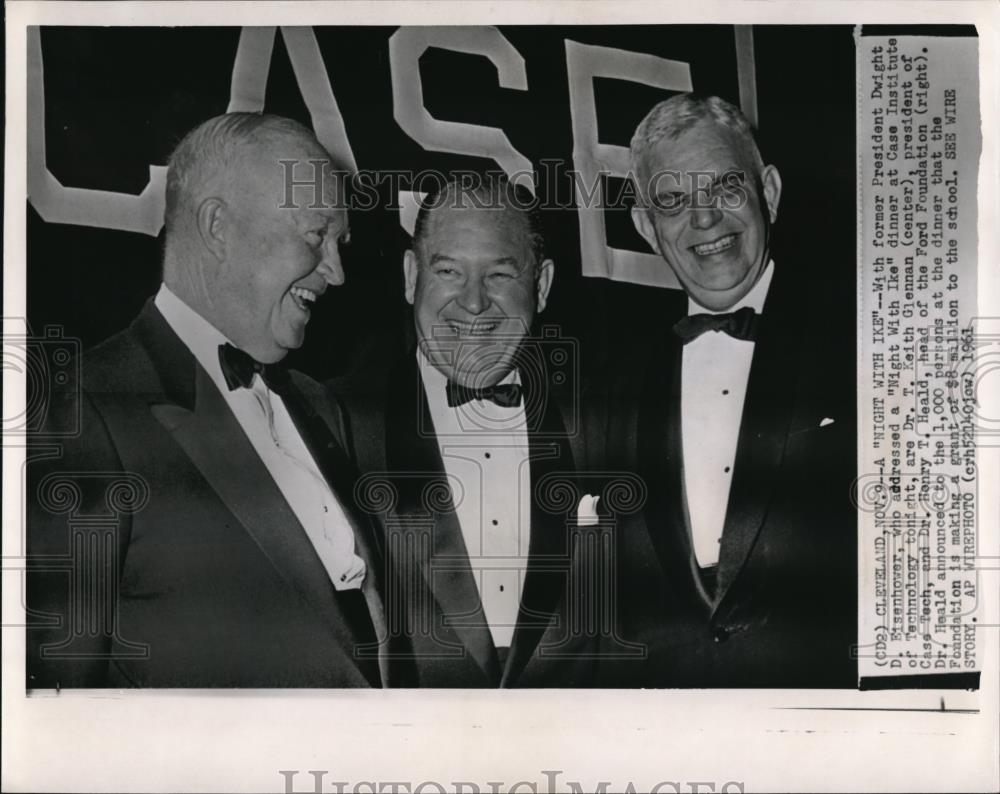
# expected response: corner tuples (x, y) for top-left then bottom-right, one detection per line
(27, 25), (857, 379)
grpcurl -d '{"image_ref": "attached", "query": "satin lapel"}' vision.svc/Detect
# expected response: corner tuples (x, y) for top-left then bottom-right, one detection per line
(135, 311), (370, 677)
(286, 378), (382, 557)
(715, 270), (799, 605)
(637, 320), (714, 608)
(282, 378), (388, 681)
(129, 299), (197, 409)
(503, 373), (577, 685)
(151, 369), (362, 648)
(384, 355), (499, 682)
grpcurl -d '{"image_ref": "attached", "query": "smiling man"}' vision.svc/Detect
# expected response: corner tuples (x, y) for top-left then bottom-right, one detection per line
(600, 94), (857, 687)
(335, 175), (598, 687)
(631, 103), (780, 312)
(26, 113), (395, 688)
(404, 186), (553, 392)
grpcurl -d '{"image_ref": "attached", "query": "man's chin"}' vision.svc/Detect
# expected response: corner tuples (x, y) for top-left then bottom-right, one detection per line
(449, 353), (519, 387)
(690, 290), (744, 312)
(685, 268), (761, 310)
(267, 332), (303, 362)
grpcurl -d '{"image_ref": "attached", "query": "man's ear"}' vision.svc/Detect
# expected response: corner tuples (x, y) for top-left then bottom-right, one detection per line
(196, 197), (227, 262)
(631, 206), (662, 256)
(760, 164), (782, 224)
(403, 249), (418, 305)
(535, 258), (555, 314)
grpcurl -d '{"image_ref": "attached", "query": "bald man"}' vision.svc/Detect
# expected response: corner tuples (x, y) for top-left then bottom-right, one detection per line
(26, 113), (398, 688)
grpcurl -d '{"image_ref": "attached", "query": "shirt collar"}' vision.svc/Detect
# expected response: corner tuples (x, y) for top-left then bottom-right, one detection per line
(687, 259), (775, 317)
(417, 345), (521, 406)
(154, 283), (234, 388)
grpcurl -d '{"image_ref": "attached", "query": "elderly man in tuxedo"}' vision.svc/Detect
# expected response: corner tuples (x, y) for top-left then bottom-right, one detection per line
(26, 113), (396, 688)
(336, 175), (600, 687)
(602, 94), (857, 687)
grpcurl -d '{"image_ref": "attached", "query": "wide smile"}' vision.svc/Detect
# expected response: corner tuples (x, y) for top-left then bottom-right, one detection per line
(691, 233), (739, 256)
(289, 286), (318, 315)
(443, 318), (502, 337)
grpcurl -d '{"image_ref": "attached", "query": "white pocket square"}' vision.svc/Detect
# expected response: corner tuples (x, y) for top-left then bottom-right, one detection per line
(577, 494), (601, 526)
(820, 417), (835, 427)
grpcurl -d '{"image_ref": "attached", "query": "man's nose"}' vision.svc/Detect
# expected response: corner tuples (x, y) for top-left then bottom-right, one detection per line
(688, 205), (723, 230)
(317, 245), (345, 287)
(457, 275), (490, 315)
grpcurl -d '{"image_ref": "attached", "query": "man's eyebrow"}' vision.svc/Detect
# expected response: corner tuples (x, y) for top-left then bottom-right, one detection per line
(655, 169), (745, 201)
(653, 189), (688, 204)
(691, 169), (743, 191)
(300, 208), (343, 224)
(427, 253), (523, 266)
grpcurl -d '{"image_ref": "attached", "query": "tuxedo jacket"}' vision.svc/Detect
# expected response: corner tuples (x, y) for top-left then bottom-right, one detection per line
(26, 300), (399, 688)
(598, 264), (858, 688)
(331, 345), (604, 687)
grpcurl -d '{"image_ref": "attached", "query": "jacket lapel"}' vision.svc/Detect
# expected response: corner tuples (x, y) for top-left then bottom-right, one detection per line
(714, 269), (800, 608)
(282, 375), (389, 682)
(635, 310), (716, 611)
(502, 364), (577, 685)
(133, 302), (378, 685)
(384, 354), (500, 683)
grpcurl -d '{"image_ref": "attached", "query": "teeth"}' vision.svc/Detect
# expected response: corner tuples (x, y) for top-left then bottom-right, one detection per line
(290, 287), (317, 306)
(448, 320), (499, 336)
(693, 234), (737, 256)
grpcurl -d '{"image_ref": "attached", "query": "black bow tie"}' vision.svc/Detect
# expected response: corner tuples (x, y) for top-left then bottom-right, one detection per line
(672, 306), (759, 344)
(218, 343), (291, 394)
(446, 380), (523, 408)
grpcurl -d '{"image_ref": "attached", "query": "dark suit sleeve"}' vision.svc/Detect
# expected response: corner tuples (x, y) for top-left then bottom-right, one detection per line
(26, 388), (133, 688)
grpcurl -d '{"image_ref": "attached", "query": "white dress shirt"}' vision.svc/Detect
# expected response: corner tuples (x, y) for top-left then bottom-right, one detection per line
(681, 262), (774, 569)
(419, 349), (532, 649)
(154, 284), (366, 590)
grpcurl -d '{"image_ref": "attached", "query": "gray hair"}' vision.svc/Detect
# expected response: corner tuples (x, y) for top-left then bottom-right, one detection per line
(164, 112), (320, 239)
(630, 94), (764, 203)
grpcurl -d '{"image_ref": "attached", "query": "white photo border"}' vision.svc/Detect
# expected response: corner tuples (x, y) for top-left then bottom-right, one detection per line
(3, 2), (998, 793)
